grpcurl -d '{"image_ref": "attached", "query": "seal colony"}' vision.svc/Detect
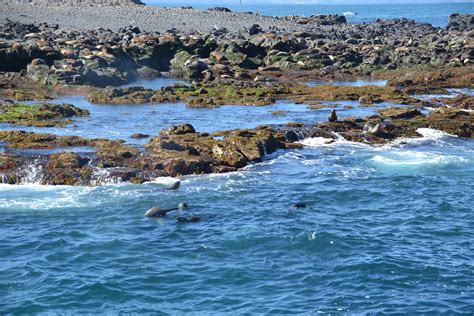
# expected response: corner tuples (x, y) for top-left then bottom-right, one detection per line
(0, 0), (473, 186)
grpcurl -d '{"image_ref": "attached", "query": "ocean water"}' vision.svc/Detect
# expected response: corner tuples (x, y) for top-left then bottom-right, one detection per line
(2, 79), (474, 313)
(144, 1), (474, 27)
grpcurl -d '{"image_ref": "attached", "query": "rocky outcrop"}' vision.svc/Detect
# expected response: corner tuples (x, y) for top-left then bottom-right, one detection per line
(0, 102), (89, 126)
(430, 94), (474, 110)
(140, 125), (288, 176)
(0, 124), (294, 185)
(281, 14), (347, 26)
(381, 66), (474, 94)
(0, 17), (472, 91)
(447, 14), (474, 32)
(87, 81), (288, 106)
(86, 81), (428, 108)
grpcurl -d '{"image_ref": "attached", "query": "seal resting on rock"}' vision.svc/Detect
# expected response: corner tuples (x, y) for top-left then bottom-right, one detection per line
(144, 202), (188, 217)
(363, 121), (395, 139)
(328, 110), (338, 122)
(363, 121), (381, 135)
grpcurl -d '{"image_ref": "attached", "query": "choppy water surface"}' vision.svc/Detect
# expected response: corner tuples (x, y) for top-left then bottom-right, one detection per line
(145, 2), (474, 28)
(1, 80), (474, 313)
(0, 79), (401, 146)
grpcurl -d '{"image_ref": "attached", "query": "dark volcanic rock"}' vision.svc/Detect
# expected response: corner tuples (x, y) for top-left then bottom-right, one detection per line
(160, 124), (196, 136)
(447, 14), (474, 32)
(208, 7), (232, 12)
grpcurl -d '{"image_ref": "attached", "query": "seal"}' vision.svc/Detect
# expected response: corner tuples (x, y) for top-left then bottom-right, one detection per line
(328, 109), (338, 122)
(363, 121), (380, 135)
(164, 180), (181, 190)
(144, 202), (188, 217)
(292, 203), (307, 209)
(176, 215), (201, 223)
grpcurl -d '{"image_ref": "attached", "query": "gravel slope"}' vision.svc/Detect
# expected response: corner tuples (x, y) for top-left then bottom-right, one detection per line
(0, 4), (306, 33)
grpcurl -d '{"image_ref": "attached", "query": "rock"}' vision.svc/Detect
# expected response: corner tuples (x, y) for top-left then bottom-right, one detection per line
(438, 94), (474, 110)
(447, 14), (474, 32)
(130, 133), (150, 139)
(286, 14), (347, 25)
(42, 152), (91, 185)
(328, 109), (338, 122)
(208, 7), (231, 12)
(0, 102), (89, 127)
(359, 95), (381, 104)
(377, 108), (422, 120)
(160, 124), (196, 136)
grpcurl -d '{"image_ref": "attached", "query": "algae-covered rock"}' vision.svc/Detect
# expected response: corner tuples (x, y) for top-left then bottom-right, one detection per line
(377, 107), (423, 119)
(0, 102), (89, 127)
(143, 124), (287, 176)
(433, 94), (474, 110)
(87, 81), (290, 107)
(43, 152), (92, 186)
(0, 130), (90, 149)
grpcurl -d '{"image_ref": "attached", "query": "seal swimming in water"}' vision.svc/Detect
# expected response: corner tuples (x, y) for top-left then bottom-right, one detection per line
(176, 215), (201, 223)
(292, 203), (307, 209)
(164, 180), (181, 190)
(144, 202), (188, 217)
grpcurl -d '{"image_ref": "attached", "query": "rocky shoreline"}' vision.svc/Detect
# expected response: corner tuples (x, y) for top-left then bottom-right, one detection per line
(0, 5), (473, 186)
(1, 104), (473, 185)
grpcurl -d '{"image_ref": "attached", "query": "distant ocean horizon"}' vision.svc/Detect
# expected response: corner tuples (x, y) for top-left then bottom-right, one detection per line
(144, 1), (473, 27)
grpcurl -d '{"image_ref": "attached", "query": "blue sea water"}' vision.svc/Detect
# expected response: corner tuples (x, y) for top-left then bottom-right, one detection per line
(1, 75), (474, 313)
(144, 1), (474, 27)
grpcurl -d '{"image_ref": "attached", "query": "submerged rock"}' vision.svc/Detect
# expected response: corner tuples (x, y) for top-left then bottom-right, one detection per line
(130, 133), (150, 139)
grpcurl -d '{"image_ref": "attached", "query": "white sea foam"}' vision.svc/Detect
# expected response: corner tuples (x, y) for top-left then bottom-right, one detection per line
(371, 151), (468, 167)
(300, 137), (335, 146)
(343, 11), (356, 16)
(416, 128), (454, 139)
(390, 128), (456, 147)
(299, 135), (371, 149)
(0, 183), (65, 191)
(146, 176), (180, 185)
(302, 128), (456, 151)
(0, 184), (94, 210)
